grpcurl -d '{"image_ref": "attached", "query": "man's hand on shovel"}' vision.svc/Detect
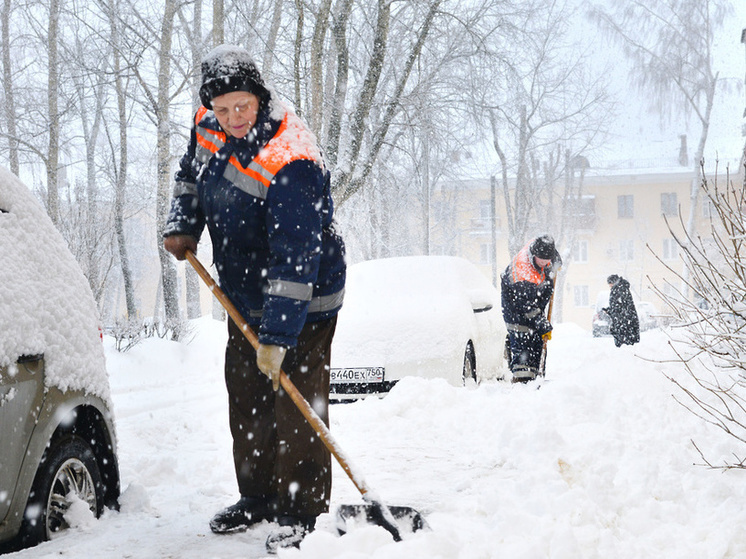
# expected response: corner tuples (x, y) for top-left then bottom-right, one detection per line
(257, 344), (287, 391)
(163, 234), (197, 261)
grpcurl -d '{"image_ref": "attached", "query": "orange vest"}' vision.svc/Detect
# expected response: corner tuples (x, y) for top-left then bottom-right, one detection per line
(192, 105), (322, 199)
(511, 243), (545, 285)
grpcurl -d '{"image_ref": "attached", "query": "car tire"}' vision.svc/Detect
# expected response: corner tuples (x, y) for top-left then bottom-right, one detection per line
(17, 434), (104, 548)
(462, 342), (476, 385)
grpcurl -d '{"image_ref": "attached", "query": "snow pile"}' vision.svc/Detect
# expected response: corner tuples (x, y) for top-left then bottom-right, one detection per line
(8, 318), (746, 558)
(0, 167), (109, 401)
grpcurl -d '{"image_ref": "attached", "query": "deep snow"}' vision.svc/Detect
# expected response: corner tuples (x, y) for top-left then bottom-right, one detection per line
(4, 318), (746, 559)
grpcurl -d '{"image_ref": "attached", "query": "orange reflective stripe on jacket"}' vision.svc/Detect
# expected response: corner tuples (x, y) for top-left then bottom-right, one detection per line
(193, 106), (322, 200)
(511, 244), (545, 285)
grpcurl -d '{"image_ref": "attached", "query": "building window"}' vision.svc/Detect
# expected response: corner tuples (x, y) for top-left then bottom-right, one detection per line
(574, 285), (589, 307)
(572, 240), (588, 263)
(480, 243), (492, 265)
(618, 195), (634, 218)
(661, 192), (678, 216)
(471, 199), (496, 230)
(619, 239), (634, 261)
(702, 198), (715, 218)
(663, 238), (678, 260)
(479, 199), (492, 220)
(569, 195), (596, 229)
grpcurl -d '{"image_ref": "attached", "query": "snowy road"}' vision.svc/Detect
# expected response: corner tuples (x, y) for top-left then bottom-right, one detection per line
(5, 318), (746, 559)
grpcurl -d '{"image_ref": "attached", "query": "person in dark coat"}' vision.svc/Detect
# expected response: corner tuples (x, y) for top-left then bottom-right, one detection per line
(163, 44), (345, 552)
(603, 274), (640, 347)
(501, 235), (562, 383)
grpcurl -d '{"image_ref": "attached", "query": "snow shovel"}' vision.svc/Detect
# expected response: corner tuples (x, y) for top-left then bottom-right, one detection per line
(184, 250), (428, 541)
(539, 266), (560, 376)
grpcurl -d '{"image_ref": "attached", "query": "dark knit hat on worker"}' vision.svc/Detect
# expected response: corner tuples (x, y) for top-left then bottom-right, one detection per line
(607, 274), (621, 285)
(199, 45), (269, 110)
(530, 235), (556, 260)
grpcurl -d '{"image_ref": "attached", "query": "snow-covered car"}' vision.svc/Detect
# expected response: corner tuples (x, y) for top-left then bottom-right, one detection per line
(330, 255), (507, 401)
(0, 168), (120, 552)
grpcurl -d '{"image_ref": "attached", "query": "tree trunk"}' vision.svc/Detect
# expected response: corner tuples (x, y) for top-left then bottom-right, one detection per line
(183, 0), (203, 320)
(72, 55), (106, 304)
(46, 0), (61, 224)
(110, 5), (138, 321)
(324, 0), (352, 167)
(1, 0), (18, 175)
(262, 0), (283, 77)
(309, 0), (332, 133)
(156, 0), (181, 336)
(292, 0), (304, 113)
(212, 0), (223, 45)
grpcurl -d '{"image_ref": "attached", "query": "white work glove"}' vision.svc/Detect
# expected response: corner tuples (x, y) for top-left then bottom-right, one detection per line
(256, 344), (287, 391)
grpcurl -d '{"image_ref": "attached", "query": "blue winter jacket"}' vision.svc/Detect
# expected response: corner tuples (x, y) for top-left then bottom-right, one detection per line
(500, 242), (558, 336)
(164, 96), (346, 347)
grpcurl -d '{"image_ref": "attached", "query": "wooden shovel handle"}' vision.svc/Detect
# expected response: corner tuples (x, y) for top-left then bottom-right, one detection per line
(539, 266), (560, 375)
(184, 250), (373, 500)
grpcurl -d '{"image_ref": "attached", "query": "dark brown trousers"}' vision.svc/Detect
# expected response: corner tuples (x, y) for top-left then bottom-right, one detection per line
(224, 317), (336, 517)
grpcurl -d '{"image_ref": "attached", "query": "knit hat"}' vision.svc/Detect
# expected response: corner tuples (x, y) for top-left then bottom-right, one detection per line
(607, 274), (621, 285)
(530, 235), (556, 260)
(199, 45), (269, 110)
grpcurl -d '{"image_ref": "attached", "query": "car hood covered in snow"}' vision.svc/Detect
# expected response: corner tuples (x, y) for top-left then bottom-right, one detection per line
(0, 167), (110, 402)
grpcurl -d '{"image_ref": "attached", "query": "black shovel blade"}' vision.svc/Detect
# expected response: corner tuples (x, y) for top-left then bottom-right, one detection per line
(335, 503), (429, 541)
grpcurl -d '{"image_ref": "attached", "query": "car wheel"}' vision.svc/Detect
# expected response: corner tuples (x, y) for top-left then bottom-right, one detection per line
(462, 342), (476, 385)
(18, 435), (104, 548)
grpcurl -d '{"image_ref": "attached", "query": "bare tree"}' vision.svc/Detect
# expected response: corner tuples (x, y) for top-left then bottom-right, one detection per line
(124, 0), (192, 337)
(650, 160), (746, 469)
(46, 0), (62, 224)
(55, 27), (107, 305)
(475, 0), (611, 257)
(105, 0), (139, 321)
(261, 0), (283, 77)
(331, 0), (443, 204)
(154, 0), (183, 336)
(308, 0), (333, 133)
(213, 0), (223, 45)
(175, 0), (206, 320)
(590, 0), (733, 241)
(1, 0), (18, 175)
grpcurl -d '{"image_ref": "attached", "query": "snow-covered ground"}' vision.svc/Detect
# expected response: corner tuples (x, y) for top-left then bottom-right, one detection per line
(5, 318), (746, 559)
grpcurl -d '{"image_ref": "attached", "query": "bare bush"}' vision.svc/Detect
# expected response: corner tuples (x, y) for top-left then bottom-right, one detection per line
(110, 316), (194, 352)
(649, 156), (746, 469)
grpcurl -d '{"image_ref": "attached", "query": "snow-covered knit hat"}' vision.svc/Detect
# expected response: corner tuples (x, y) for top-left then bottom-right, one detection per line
(607, 274), (621, 285)
(530, 235), (556, 260)
(199, 45), (269, 110)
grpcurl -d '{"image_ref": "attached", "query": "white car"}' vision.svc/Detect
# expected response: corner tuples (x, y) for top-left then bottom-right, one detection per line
(330, 256), (507, 401)
(0, 168), (120, 552)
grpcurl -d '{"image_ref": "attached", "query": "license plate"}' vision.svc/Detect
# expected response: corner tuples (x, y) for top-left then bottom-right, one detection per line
(330, 367), (384, 384)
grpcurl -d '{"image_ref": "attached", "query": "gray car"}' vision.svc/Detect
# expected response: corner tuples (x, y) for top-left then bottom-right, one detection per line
(0, 169), (120, 552)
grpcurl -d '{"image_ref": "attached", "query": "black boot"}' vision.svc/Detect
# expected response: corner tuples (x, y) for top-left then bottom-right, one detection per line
(265, 514), (317, 553)
(210, 496), (275, 534)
